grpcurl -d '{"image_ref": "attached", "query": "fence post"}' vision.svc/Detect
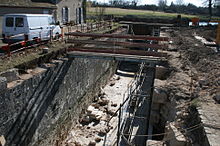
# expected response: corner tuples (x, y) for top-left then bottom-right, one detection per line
(61, 27), (64, 41)
(39, 32), (41, 42)
(91, 23), (93, 31)
(7, 45), (11, 57)
(117, 104), (121, 146)
(67, 26), (70, 40)
(87, 23), (89, 32)
(50, 29), (53, 42)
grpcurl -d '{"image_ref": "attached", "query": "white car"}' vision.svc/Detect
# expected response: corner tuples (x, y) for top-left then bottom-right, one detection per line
(2, 14), (61, 43)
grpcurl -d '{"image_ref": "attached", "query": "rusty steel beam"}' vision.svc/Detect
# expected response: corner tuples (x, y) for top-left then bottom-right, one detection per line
(66, 39), (168, 49)
(68, 47), (167, 58)
(65, 32), (169, 41)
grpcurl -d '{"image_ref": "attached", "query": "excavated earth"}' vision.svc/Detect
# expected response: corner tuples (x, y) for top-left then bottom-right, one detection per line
(163, 26), (220, 146)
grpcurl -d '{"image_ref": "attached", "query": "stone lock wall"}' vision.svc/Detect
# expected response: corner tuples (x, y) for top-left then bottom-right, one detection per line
(0, 58), (117, 146)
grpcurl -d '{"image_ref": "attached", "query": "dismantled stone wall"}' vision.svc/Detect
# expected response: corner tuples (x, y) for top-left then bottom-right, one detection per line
(0, 58), (117, 146)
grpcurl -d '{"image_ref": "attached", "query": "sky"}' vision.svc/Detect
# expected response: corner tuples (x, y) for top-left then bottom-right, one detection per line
(97, 0), (204, 7)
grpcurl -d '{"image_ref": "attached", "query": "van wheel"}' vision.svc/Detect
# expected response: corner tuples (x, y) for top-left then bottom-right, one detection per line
(2, 39), (7, 43)
(33, 37), (39, 44)
(55, 33), (60, 40)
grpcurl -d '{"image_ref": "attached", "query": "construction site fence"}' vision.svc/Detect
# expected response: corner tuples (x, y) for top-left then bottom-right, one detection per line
(0, 20), (114, 57)
(63, 20), (114, 35)
(0, 29), (61, 57)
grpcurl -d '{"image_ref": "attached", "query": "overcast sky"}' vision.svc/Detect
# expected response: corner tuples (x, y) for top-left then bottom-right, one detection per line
(97, 0), (204, 7)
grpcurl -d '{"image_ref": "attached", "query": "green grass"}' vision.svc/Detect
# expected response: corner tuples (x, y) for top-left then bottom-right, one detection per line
(88, 7), (212, 20)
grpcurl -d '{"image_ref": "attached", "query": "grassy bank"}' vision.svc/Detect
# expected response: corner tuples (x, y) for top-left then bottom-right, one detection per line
(87, 7), (212, 20)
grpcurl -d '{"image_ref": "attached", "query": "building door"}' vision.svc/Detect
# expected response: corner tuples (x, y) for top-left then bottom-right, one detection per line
(62, 7), (69, 23)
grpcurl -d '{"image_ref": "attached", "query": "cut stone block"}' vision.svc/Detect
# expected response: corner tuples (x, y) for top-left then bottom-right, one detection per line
(0, 68), (19, 82)
(164, 122), (188, 146)
(0, 135), (6, 146)
(146, 140), (164, 146)
(155, 65), (169, 80)
(152, 88), (168, 104)
(150, 110), (160, 124)
(0, 77), (7, 92)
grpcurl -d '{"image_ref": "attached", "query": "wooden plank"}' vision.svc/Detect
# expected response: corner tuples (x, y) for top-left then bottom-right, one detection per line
(67, 51), (166, 64)
(65, 32), (169, 41)
(66, 39), (168, 49)
(68, 47), (167, 58)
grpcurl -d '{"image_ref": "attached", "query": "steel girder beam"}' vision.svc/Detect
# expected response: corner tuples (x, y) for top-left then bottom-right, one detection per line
(68, 47), (167, 58)
(66, 39), (168, 49)
(65, 32), (169, 41)
(67, 51), (166, 64)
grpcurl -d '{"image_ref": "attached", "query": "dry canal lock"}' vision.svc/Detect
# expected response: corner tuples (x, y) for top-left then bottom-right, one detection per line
(65, 23), (172, 146)
(0, 23), (173, 146)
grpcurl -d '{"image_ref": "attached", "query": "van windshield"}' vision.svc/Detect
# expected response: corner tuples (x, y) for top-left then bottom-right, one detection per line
(48, 16), (55, 25)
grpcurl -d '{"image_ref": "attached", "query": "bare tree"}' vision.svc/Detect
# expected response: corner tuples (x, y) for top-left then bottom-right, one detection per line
(176, 0), (184, 5)
(132, 0), (139, 6)
(158, 0), (167, 11)
(203, 0), (213, 20)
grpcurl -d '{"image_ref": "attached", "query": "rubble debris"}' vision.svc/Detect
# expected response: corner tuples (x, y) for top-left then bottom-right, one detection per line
(88, 141), (96, 146)
(80, 116), (91, 124)
(147, 140), (164, 146)
(213, 94), (220, 104)
(0, 135), (6, 146)
(109, 81), (115, 86)
(111, 102), (117, 107)
(164, 122), (188, 146)
(98, 98), (109, 106)
(42, 47), (49, 54)
(95, 137), (102, 142)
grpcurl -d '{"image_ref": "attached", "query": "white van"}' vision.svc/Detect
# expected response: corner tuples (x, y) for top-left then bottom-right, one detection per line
(2, 14), (61, 43)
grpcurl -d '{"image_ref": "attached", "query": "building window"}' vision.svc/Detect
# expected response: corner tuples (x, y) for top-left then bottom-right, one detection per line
(76, 7), (83, 24)
(6, 17), (14, 27)
(62, 7), (69, 23)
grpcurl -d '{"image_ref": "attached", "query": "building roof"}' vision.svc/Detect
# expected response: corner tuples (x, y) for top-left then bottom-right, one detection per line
(0, 0), (56, 9)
